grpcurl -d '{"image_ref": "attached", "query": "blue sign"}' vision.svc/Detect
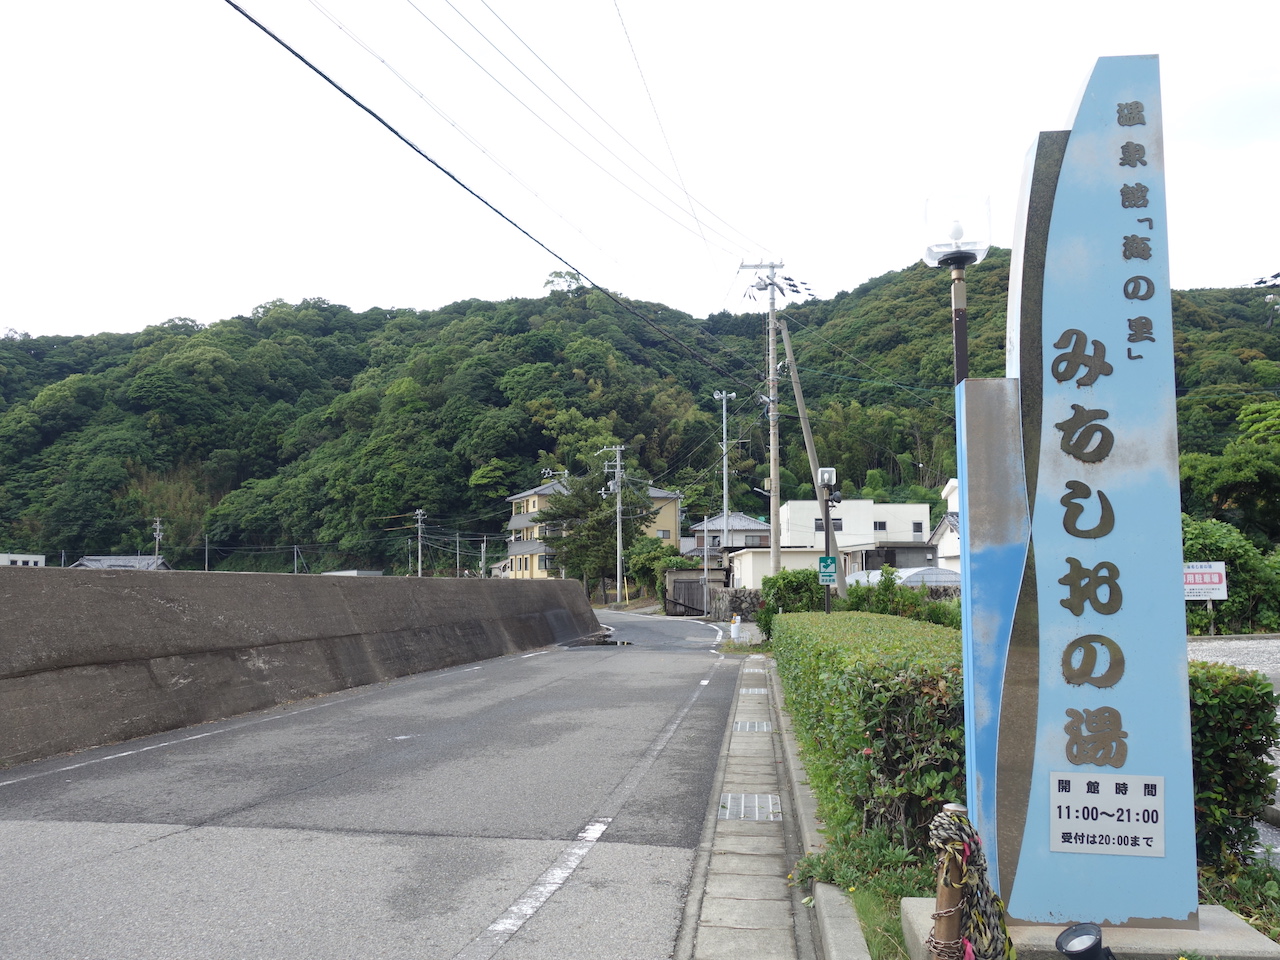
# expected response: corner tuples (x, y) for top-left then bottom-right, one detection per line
(959, 55), (1197, 926)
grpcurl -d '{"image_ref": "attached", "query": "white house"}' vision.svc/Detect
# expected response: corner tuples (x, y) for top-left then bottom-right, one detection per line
(723, 497), (943, 589)
(927, 478), (961, 573)
(0, 553), (46, 568)
(684, 512), (771, 568)
(779, 499), (931, 551)
(729, 547), (828, 590)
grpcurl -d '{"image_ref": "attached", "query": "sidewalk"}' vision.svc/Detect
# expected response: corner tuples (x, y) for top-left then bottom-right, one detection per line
(680, 623), (871, 960)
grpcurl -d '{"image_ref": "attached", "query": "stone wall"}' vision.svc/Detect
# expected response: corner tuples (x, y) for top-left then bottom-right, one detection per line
(0, 568), (601, 768)
(709, 588), (763, 622)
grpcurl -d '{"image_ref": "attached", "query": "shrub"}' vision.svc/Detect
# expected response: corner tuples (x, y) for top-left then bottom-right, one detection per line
(1188, 660), (1280, 864)
(775, 611), (1280, 867)
(773, 611), (964, 854)
(762, 568), (824, 614)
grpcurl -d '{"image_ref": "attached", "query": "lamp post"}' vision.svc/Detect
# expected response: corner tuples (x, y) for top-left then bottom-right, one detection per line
(924, 202), (990, 384)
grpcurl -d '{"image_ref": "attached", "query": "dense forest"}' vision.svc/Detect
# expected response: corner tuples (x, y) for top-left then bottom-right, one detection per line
(1, 248), (1277, 576)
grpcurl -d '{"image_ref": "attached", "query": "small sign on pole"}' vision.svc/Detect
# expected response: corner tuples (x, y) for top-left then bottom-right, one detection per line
(1183, 561), (1227, 601)
(818, 556), (837, 585)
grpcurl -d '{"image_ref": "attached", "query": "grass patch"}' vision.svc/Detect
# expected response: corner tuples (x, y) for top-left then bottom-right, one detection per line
(793, 824), (932, 960)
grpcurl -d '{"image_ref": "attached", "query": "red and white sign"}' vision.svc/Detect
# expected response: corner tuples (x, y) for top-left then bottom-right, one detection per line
(1183, 562), (1227, 601)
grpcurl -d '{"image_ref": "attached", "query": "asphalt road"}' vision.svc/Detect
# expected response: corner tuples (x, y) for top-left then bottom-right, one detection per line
(0, 611), (735, 960)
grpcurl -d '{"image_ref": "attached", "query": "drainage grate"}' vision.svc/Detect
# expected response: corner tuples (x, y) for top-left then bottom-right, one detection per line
(733, 721), (773, 732)
(743, 668), (766, 673)
(719, 793), (782, 820)
(740, 688), (768, 695)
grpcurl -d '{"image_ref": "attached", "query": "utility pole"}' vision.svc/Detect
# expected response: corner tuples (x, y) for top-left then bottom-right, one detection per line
(778, 313), (848, 598)
(414, 508), (425, 577)
(480, 535), (487, 579)
(741, 261), (783, 574)
(152, 517), (163, 558)
(702, 515), (710, 617)
(599, 445), (625, 604)
(713, 389), (736, 565)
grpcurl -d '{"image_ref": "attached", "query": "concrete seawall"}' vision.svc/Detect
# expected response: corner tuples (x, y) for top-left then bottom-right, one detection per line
(0, 568), (602, 768)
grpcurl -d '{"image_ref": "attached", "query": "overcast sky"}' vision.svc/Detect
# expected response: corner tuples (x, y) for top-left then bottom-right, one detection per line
(2, 1), (1276, 339)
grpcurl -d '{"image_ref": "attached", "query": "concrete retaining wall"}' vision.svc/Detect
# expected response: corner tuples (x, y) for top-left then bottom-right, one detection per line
(0, 568), (601, 768)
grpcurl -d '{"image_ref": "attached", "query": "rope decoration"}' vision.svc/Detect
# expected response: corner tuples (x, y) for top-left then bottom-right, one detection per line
(925, 807), (1016, 960)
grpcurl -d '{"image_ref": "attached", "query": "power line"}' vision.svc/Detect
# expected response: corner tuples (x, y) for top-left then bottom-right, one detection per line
(221, 0), (752, 389)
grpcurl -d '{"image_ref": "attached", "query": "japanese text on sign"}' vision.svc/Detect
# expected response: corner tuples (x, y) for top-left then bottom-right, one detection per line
(1050, 771), (1165, 856)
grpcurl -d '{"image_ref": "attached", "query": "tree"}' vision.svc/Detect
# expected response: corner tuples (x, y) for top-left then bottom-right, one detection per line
(535, 469), (655, 599)
(1181, 399), (1280, 547)
(626, 536), (681, 596)
(1181, 515), (1280, 635)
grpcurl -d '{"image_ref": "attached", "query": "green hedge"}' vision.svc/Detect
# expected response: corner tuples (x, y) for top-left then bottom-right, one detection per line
(773, 612), (964, 854)
(1189, 660), (1280, 862)
(773, 611), (1280, 866)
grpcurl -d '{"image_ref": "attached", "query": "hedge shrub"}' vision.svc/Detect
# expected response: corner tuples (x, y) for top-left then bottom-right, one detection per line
(773, 611), (964, 854)
(1188, 660), (1280, 863)
(774, 611), (1280, 866)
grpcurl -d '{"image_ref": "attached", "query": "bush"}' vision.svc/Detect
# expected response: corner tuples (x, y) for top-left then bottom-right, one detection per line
(762, 568), (823, 614)
(773, 611), (964, 854)
(1182, 515), (1280, 634)
(774, 611), (1280, 867)
(1188, 660), (1280, 864)
(834, 566), (962, 630)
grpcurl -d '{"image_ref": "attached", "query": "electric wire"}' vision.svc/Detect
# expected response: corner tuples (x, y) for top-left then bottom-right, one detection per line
(609, 0), (707, 248)
(221, 0), (754, 391)
(474, 0), (768, 255)
(417, 0), (753, 257)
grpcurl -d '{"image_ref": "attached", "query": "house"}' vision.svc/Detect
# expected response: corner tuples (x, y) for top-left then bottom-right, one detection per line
(68, 555), (173, 570)
(927, 478), (962, 572)
(505, 479), (682, 580)
(729, 547), (829, 590)
(727, 498), (937, 590)
(684, 513), (771, 568)
(0, 553), (46, 568)
(779, 499), (931, 555)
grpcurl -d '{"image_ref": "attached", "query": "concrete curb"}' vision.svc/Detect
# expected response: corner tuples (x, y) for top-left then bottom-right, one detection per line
(769, 657), (873, 960)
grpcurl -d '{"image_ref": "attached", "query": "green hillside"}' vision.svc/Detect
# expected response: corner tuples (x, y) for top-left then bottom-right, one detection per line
(2, 248), (1277, 572)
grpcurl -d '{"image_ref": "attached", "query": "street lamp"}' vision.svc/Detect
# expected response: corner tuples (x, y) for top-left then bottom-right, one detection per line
(925, 200), (990, 384)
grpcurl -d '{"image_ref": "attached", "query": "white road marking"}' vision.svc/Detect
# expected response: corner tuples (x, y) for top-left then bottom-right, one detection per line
(449, 658), (725, 960)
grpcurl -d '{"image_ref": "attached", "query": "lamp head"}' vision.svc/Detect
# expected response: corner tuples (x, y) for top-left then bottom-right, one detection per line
(1055, 922), (1111, 960)
(923, 198), (991, 268)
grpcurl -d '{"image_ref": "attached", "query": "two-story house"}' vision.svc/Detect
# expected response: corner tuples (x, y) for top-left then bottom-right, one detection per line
(504, 479), (682, 579)
(726, 498), (936, 589)
(684, 513), (771, 566)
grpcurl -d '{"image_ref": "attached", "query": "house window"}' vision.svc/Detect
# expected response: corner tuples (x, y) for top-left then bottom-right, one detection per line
(710, 535), (720, 547)
(913, 522), (924, 533)
(657, 529), (670, 539)
(814, 518), (843, 532)
(873, 521), (887, 532)
(538, 555), (553, 570)
(7, 560), (15, 566)
(745, 535), (767, 547)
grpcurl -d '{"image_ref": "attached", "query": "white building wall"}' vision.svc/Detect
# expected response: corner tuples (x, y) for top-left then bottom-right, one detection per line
(731, 548), (829, 590)
(0, 553), (46, 567)
(779, 500), (930, 548)
(874, 503), (931, 542)
(779, 500), (874, 549)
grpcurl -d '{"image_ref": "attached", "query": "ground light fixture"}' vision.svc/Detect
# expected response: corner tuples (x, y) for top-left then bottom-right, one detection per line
(1055, 922), (1117, 960)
